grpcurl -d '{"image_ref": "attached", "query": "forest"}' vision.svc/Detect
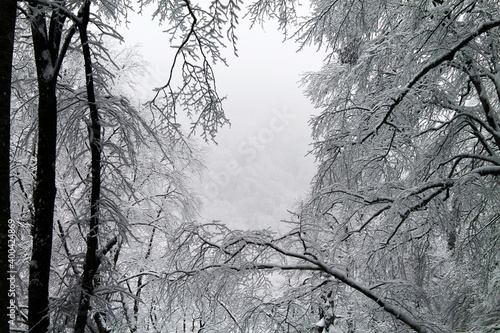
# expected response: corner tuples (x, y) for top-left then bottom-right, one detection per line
(0, 0), (499, 332)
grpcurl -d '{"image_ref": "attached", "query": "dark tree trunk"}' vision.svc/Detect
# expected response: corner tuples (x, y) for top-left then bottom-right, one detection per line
(29, 79), (57, 333)
(29, 24), (58, 331)
(0, 1), (17, 332)
(28, 6), (69, 332)
(75, 1), (103, 331)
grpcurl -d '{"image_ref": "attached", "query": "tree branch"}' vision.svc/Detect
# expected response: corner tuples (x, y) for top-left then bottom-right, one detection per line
(364, 18), (500, 142)
(187, 238), (432, 333)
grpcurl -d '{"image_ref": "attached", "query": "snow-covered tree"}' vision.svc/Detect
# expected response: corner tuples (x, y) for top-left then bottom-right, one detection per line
(6, 0), (500, 332)
(170, 1), (500, 332)
(8, 0), (240, 331)
(301, 0), (500, 331)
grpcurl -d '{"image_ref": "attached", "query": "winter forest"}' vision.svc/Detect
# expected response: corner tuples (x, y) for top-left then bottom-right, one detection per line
(0, 0), (499, 332)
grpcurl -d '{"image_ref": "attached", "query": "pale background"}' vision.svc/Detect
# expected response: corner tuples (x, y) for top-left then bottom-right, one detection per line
(120, 8), (324, 231)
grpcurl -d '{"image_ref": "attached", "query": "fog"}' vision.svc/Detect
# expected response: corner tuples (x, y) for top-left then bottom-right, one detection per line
(120, 10), (324, 231)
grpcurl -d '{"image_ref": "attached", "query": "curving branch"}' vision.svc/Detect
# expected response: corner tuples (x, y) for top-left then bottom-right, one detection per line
(363, 18), (500, 142)
(468, 62), (500, 148)
(172, 234), (431, 333)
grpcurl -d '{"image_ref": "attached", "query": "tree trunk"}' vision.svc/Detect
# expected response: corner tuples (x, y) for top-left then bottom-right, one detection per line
(29, 41), (58, 332)
(0, 1), (17, 332)
(28, 7), (67, 332)
(75, 1), (103, 331)
(29, 81), (57, 333)
(29, 62), (58, 333)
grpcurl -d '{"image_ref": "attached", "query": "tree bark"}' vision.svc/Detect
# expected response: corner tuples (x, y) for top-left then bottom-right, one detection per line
(0, 1), (17, 332)
(29, 17), (58, 330)
(28, 6), (69, 332)
(29, 77), (57, 333)
(74, 1), (103, 331)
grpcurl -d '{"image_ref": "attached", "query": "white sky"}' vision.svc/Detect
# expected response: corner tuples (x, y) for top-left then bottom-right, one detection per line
(119, 7), (324, 231)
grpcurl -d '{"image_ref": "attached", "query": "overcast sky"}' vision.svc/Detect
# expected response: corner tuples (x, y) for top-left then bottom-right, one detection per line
(120, 8), (324, 232)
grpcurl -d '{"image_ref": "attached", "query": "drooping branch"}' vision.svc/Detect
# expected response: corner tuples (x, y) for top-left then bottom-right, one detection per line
(364, 18), (500, 142)
(148, 0), (231, 142)
(170, 232), (430, 333)
(248, 239), (430, 333)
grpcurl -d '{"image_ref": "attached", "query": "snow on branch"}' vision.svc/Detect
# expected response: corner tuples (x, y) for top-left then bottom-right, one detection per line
(367, 18), (500, 141)
(169, 225), (432, 333)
